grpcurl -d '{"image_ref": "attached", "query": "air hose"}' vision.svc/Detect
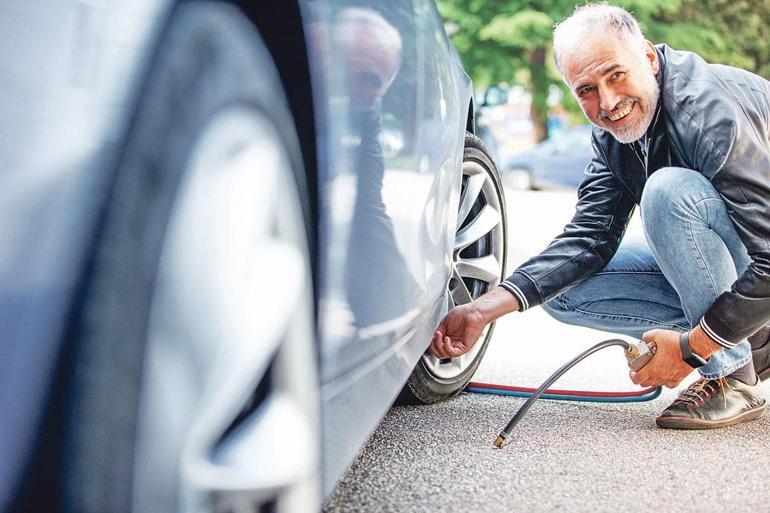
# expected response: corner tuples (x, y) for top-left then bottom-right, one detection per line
(466, 382), (661, 403)
(463, 338), (661, 448)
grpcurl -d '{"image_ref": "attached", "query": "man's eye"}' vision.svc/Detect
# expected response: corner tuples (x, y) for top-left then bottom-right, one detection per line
(579, 86), (595, 96)
(611, 71), (625, 80)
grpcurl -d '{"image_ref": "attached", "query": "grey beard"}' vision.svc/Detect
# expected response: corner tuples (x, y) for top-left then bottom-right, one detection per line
(603, 82), (660, 144)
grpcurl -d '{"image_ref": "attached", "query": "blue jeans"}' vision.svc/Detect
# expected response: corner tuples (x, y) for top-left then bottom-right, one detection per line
(542, 167), (751, 379)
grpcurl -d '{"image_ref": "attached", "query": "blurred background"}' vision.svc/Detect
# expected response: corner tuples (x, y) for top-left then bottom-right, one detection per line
(437, 0), (770, 190)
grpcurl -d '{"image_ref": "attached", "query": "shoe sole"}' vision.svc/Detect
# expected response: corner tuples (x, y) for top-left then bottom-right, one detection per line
(656, 402), (767, 430)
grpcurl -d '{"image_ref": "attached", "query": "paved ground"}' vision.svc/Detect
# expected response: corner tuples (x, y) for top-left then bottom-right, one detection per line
(324, 189), (770, 513)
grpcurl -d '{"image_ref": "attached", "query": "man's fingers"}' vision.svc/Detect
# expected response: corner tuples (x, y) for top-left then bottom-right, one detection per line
(436, 336), (448, 357)
(444, 336), (469, 358)
(631, 368), (659, 387)
(641, 330), (658, 342)
(429, 331), (444, 358)
(429, 329), (469, 358)
(664, 372), (683, 389)
(443, 336), (458, 357)
(633, 369), (667, 387)
(631, 367), (648, 383)
(432, 335), (451, 359)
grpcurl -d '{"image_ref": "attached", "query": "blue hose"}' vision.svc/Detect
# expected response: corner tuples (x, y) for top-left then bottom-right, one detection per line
(465, 385), (662, 403)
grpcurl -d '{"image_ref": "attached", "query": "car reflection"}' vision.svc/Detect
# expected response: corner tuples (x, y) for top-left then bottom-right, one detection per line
(314, 7), (424, 368)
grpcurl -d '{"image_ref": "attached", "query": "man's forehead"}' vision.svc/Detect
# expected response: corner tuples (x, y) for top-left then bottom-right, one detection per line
(562, 35), (635, 85)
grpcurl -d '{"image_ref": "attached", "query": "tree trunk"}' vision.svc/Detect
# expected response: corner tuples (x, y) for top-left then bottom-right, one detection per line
(528, 47), (549, 143)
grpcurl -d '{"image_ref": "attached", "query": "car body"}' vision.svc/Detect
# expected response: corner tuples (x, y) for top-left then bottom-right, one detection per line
(1, 1), (507, 511)
(500, 124), (593, 190)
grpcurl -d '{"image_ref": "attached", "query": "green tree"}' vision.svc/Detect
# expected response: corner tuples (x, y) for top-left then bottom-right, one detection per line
(439, 0), (767, 142)
(647, 0), (770, 78)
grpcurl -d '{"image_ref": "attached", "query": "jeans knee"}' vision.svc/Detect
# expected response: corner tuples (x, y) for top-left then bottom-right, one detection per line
(640, 167), (713, 231)
(642, 168), (688, 213)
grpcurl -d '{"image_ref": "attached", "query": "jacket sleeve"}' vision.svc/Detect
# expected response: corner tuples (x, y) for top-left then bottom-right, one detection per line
(682, 91), (770, 347)
(499, 135), (636, 311)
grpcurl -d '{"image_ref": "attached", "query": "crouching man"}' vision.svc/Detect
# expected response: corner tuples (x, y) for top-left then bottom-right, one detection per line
(432, 3), (770, 428)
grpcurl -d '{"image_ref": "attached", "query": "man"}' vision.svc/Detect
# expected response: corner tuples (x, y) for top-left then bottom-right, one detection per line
(430, 3), (770, 429)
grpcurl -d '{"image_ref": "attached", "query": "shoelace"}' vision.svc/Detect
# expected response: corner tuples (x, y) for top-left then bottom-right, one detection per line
(674, 377), (730, 408)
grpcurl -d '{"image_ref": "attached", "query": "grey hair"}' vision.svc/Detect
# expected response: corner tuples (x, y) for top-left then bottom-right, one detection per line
(336, 7), (403, 58)
(552, 3), (645, 75)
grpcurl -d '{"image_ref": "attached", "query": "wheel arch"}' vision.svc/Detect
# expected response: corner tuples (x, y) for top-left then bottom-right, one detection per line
(466, 97), (476, 134)
(234, 0), (320, 295)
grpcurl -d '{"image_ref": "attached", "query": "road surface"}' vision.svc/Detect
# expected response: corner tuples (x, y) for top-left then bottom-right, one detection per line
(324, 189), (770, 513)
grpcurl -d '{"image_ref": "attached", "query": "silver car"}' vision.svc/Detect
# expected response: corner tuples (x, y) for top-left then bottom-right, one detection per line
(1, 1), (508, 511)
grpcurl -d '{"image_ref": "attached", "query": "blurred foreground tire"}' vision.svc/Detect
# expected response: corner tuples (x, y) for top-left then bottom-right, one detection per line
(60, 3), (319, 512)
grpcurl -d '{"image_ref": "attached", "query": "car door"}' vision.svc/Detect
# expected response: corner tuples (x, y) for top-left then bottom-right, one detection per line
(309, 0), (428, 383)
(302, 0), (469, 492)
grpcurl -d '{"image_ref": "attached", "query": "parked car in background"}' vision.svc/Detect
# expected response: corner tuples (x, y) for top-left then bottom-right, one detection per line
(500, 124), (593, 190)
(474, 85), (509, 164)
(1, 1), (507, 512)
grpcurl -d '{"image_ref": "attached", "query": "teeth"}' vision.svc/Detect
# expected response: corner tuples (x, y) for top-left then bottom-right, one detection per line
(608, 103), (633, 121)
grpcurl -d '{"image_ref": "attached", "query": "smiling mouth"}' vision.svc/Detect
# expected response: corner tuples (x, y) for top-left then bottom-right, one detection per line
(605, 101), (635, 122)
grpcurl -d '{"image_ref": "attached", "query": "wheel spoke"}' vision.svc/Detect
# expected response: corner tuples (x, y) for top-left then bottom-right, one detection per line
(449, 266), (473, 305)
(454, 204), (502, 251)
(456, 254), (500, 284)
(452, 353), (467, 370)
(447, 290), (456, 309)
(457, 173), (485, 229)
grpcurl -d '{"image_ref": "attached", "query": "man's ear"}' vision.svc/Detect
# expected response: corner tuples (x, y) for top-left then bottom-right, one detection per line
(644, 40), (659, 75)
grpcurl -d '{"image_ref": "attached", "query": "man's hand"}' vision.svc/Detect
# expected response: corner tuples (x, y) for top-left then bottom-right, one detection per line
(630, 329), (694, 388)
(428, 287), (520, 359)
(429, 303), (487, 358)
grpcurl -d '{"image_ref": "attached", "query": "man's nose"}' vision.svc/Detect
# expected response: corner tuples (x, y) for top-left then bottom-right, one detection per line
(598, 85), (620, 113)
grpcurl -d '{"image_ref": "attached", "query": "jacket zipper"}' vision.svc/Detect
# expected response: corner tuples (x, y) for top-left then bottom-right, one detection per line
(631, 103), (663, 177)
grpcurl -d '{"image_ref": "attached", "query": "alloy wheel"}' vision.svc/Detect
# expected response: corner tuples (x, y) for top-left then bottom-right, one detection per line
(421, 152), (506, 380)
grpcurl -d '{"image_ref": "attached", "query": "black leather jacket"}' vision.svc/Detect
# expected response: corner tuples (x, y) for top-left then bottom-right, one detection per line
(501, 45), (770, 348)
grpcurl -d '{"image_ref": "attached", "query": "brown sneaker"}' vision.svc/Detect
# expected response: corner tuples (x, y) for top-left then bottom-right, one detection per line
(656, 376), (766, 429)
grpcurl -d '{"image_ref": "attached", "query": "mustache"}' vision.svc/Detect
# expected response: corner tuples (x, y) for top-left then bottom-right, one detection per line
(599, 97), (638, 120)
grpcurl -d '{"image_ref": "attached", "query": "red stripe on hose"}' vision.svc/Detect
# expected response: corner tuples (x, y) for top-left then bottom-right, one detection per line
(467, 381), (657, 397)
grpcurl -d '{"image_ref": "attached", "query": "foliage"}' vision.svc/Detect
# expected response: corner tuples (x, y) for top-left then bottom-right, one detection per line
(647, 0), (770, 78)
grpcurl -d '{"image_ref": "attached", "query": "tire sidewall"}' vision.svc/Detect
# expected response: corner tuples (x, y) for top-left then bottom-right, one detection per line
(62, 3), (311, 511)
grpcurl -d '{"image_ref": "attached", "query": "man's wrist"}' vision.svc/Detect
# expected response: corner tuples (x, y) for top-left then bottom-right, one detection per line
(687, 325), (723, 360)
(474, 286), (520, 324)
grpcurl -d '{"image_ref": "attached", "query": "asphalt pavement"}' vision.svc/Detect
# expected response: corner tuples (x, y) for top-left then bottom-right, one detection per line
(323, 189), (770, 513)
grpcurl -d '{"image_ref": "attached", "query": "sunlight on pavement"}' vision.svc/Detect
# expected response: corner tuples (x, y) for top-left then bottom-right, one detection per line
(474, 188), (681, 397)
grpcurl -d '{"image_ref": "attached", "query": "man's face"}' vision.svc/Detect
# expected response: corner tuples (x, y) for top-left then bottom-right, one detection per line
(342, 33), (400, 110)
(563, 35), (660, 143)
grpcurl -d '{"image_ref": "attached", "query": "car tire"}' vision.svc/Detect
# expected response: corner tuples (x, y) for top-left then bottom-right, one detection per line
(397, 133), (507, 404)
(57, 3), (318, 512)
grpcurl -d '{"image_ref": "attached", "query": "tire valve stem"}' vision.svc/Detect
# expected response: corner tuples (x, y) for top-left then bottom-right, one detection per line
(494, 338), (657, 449)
